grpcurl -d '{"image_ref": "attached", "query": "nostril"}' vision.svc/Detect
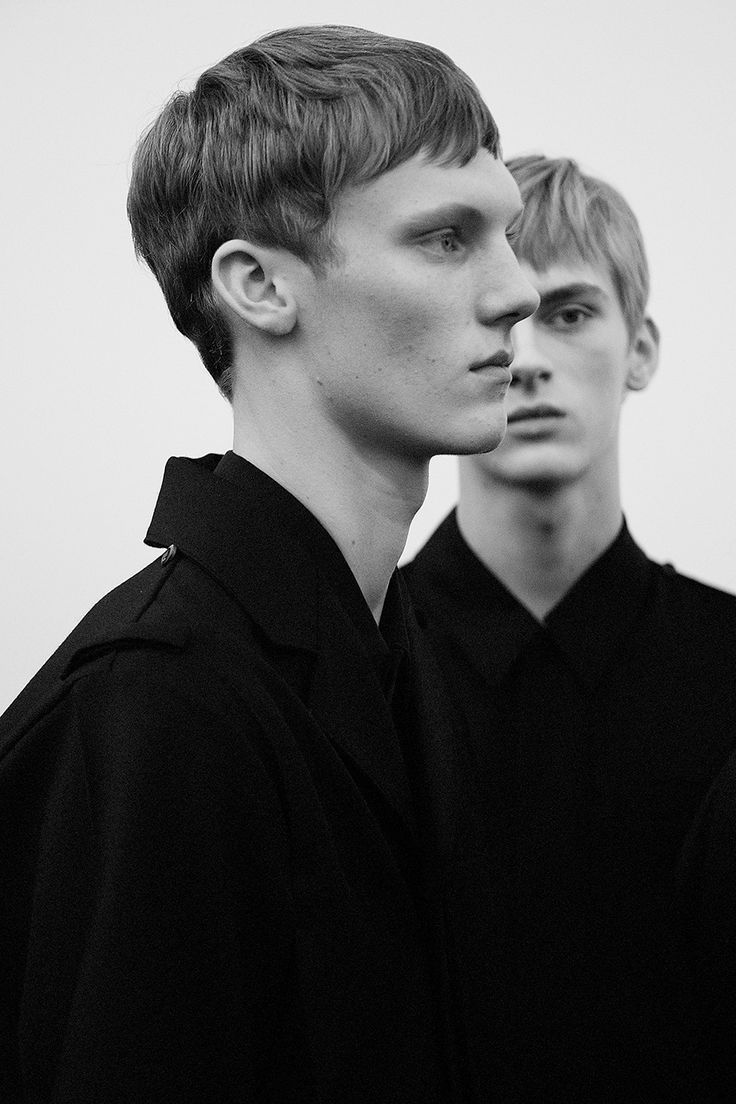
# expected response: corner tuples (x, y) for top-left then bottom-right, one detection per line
(511, 365), (547, 390)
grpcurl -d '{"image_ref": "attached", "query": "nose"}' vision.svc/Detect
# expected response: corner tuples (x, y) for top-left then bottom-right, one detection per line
(510, 317), (552, 392)
(479, 247), (540, 334)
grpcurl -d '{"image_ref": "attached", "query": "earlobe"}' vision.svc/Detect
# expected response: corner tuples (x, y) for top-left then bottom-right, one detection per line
(211, 240), (297, 336)
(626, 316), (660, 392)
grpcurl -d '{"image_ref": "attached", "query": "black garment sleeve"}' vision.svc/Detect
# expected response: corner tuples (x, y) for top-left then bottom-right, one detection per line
(676, 748), (736, 1100)
(1, 667), (305, 1104)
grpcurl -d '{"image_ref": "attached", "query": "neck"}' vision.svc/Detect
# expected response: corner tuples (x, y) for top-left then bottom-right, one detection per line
(233, 415), (427, 624)
(457, 462), (623, 621)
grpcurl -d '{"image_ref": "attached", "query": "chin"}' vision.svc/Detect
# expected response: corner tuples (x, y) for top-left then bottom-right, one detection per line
(401, 409), (508, 461)
(440, 434), (505, 459)
(444, 416), (508, 458)
(472, 442), (585, 484)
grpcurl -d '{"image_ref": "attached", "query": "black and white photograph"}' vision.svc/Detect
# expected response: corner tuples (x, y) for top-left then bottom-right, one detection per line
(2, 1), (735, 1100)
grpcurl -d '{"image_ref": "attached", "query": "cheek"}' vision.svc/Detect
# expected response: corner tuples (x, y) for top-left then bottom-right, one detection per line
(578, 363), (630, 442)
(357, 308), (445, 379)
(574, 331), (630, 392)
(341, 264), (453, 346)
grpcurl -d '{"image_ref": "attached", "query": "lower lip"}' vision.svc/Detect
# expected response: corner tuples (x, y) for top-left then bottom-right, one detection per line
(507, 414), (564, 436)
(472, 366), (512, 385)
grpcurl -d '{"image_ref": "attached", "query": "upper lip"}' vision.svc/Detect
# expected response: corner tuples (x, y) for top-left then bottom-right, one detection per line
(507, 403), (565, 424)
(470, 351), (514, 371)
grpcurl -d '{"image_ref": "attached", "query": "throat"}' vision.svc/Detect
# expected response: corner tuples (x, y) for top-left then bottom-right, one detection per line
(335, 499), (418, 624)
(233, 436), (427, 624)
(457, 476), (623, 620)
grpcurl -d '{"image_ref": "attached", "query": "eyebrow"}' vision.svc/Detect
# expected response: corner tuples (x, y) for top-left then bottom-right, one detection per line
(400, 201), (518, 235)
(537, 282), (608, 310)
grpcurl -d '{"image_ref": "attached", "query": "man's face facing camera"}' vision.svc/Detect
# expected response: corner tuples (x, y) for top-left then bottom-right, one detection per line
(468, 257), (658, 487)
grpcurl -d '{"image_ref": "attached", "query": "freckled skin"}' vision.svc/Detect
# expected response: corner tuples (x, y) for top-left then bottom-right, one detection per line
(293, 151), (539, 461)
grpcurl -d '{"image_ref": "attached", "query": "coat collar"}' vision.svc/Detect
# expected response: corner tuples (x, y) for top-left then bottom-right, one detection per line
(146, 452), (359, 654)
(407, 510), (654, 689)
(544, 520), (652, 688)
(145, 453), (421, 833)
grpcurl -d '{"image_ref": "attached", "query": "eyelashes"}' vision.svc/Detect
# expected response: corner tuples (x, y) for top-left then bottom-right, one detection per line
(417, 227), (463, 256)
(543, 305), (595, 329)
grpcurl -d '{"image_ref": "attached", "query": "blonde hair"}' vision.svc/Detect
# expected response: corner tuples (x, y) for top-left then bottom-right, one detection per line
(507, 155), (649, 337)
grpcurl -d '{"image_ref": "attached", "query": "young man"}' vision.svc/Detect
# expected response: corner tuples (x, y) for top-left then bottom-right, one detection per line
(405, 155), (736, 1102)
(0, 27), (536, 1103)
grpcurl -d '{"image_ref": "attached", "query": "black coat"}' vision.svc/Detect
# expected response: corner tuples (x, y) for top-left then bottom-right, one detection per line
(0, 454), (473, 1104)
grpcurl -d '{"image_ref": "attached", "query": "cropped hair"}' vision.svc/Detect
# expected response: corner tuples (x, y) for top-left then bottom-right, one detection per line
(128, 24), (500, 398)
(506, 155), (650, 337)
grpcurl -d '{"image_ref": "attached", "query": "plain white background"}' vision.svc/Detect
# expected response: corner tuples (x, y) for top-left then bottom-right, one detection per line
(2, 0), (735, 708)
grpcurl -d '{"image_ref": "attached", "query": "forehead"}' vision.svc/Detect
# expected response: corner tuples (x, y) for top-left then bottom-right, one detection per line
(519, 257), (618, 301)
(334, 149), (522, 231)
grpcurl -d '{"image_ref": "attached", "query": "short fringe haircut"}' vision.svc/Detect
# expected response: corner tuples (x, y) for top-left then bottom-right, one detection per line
(506, 155), (650, 338)
(127, 25), (500, 398)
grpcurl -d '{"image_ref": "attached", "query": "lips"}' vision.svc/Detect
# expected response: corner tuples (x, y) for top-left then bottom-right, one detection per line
(507, 403), (564, 424)
(470, 351), (514, 371)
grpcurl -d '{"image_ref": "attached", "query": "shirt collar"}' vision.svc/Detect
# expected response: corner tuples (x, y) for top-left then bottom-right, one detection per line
(409, 510), (653, 688)
(543, 518), (652, 687)
(407, 510), (539, 685)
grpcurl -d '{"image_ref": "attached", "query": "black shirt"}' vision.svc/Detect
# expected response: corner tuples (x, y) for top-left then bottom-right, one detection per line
(405, 510), (736, 1103)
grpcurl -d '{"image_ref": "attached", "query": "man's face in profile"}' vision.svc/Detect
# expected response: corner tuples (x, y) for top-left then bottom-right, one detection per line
(469, 257), (645, 487)
(294, 149), (538, 463)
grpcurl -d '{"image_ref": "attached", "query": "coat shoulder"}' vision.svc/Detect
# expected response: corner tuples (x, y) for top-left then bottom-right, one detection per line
(0, 556), (197, 758)
(0, 549), (308, 778)
(653, 561), (736, 632)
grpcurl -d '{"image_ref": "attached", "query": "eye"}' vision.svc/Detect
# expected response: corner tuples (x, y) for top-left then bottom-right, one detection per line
(420, 227), (462, 256)
(546, 304), (593, 330)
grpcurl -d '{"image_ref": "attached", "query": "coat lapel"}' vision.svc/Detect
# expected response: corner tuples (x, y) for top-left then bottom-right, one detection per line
(305, 580), (418, 838)
(402, 606), (465, 876)
(146, 454), (418, 838)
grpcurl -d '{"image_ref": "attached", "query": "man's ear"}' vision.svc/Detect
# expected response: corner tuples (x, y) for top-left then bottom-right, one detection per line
(211, 240), (298, 336)
(626, 316), (660, 392)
